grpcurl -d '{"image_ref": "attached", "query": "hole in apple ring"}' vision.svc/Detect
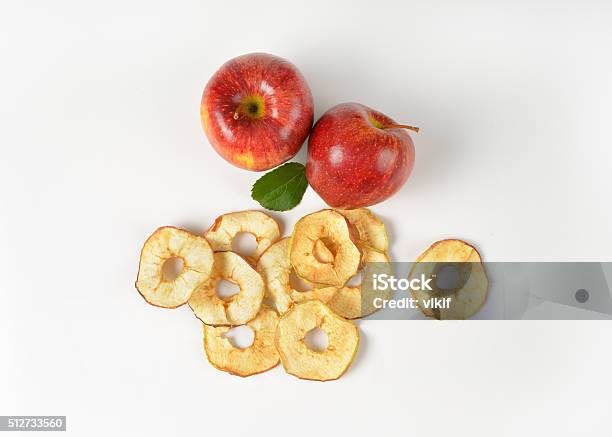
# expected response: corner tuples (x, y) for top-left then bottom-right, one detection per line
(221, 325), (255, 349)
(304, 327), (329, 352)
(162, 256), (184, 282)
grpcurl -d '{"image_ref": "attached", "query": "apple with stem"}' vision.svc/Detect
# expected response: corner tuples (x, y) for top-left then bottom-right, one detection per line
(201, 53), (314, 171)
(306, 102), (418, 209)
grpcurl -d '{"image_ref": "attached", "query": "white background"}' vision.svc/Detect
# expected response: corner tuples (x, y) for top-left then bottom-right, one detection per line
(2, 1), (612, 436)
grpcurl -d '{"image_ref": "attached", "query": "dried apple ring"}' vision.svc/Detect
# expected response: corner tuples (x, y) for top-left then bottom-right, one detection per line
(203, 305), (279, 377)
(135, 226), (214, 308)
(257, 238), (294, 314)
(289, 210), (361, 287)
(327, 249), (393, 319)
(205, 210), (280, 264)
(257, 238), (337, 314)
(189, 251), (264, 325)
(275, 300), (359, 381)
(337, 208), (388, 252)
(409, 239), (488, 320)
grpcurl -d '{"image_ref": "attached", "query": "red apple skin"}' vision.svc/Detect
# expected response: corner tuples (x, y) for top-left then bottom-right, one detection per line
(201, 53), (314, 171)
(306, 103), (415, 209)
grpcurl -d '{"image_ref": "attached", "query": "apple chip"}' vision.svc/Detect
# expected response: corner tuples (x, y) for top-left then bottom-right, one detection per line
(257, 238), (337, 314)
(256, 238), (294, 314)
(337, 208), (388, 252)
(203, 305), (279, 377)
(205, 211), (280, 264)
(275, 300), (359, 381)
(289, 210), (361, 287)
(409, 239), (488, 320)
(136, 227), (214, 308)
(189, 251), (264, 325)
(327, 249), (393, 319)
(288, 284), (337, 305)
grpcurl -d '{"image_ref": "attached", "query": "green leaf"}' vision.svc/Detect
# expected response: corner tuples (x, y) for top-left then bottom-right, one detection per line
(251, 162), (308, 211)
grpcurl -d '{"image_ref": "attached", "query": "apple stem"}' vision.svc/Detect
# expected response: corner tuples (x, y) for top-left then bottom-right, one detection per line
(384, 124), (420, 133)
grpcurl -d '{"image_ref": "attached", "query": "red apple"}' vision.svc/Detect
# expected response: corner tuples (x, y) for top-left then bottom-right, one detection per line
(201, 53), (314, 171)
(306, 103), (417, 209)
